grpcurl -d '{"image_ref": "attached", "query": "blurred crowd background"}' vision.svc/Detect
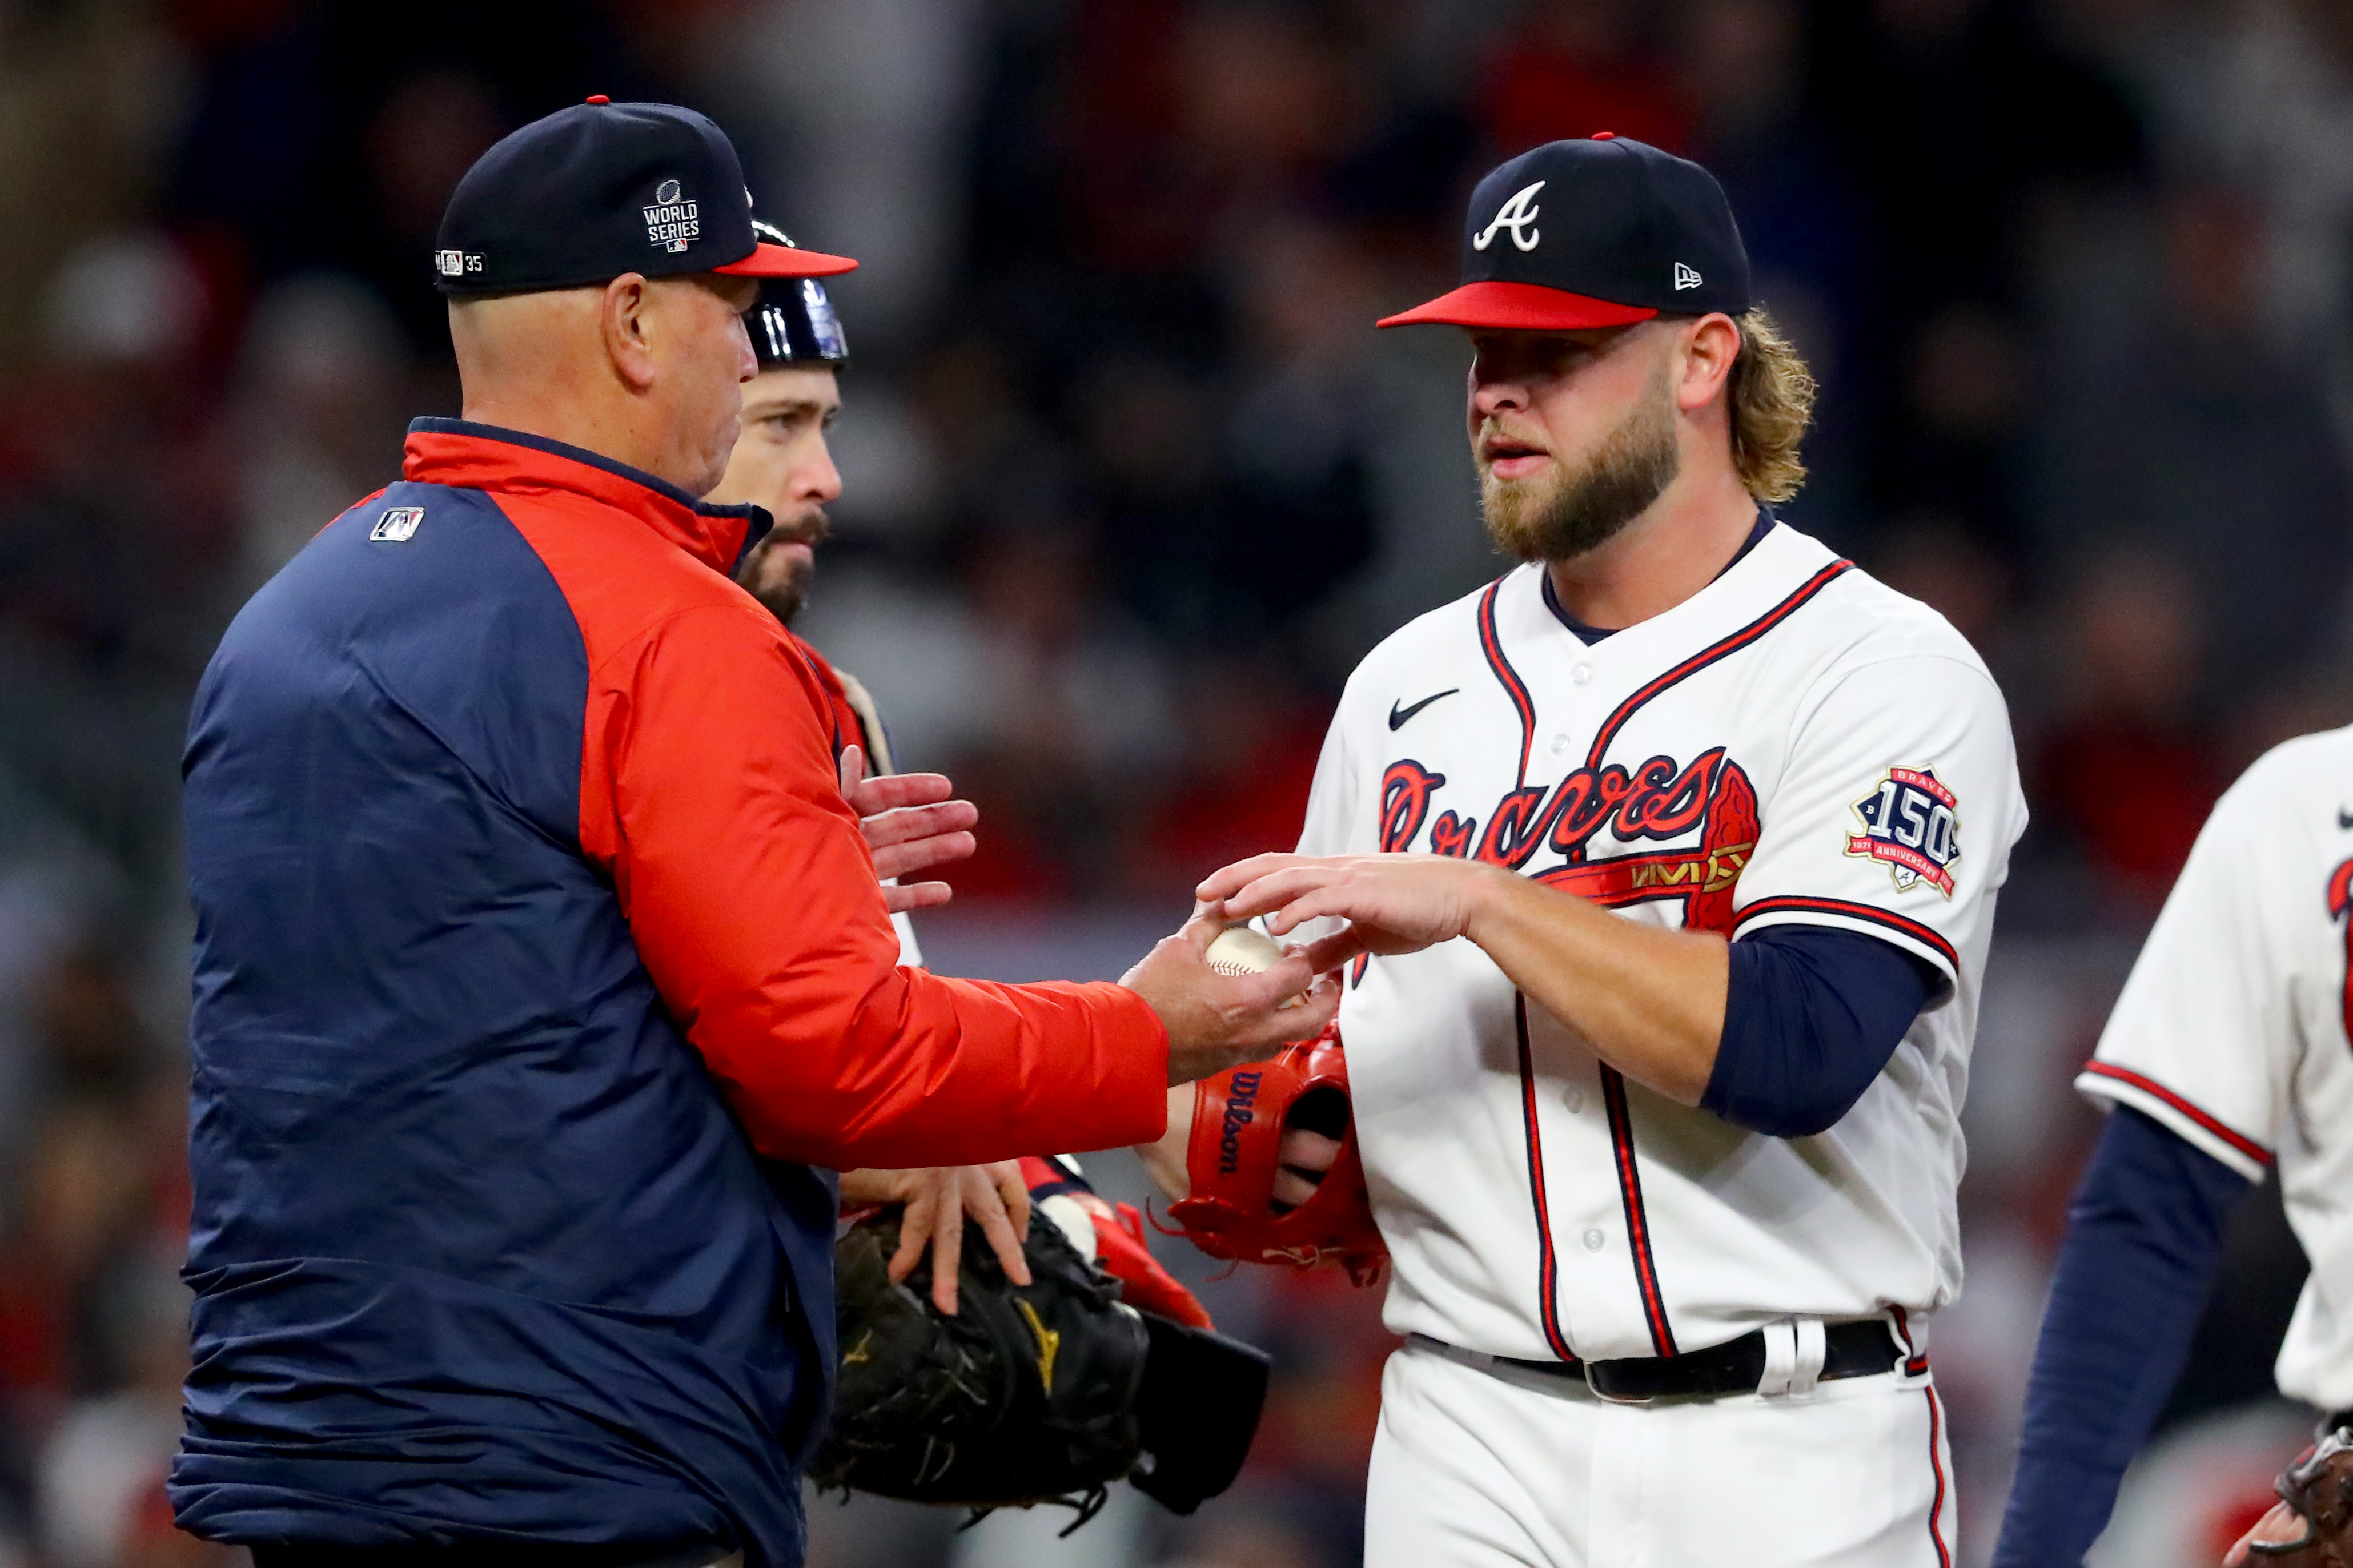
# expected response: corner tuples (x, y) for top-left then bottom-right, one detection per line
(1, 0), (2348, 1563)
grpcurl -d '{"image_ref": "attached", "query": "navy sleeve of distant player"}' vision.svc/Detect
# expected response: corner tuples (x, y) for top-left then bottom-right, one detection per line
(1702, 926), (1939, 1137)
(1989, 1105), (2250, 1568)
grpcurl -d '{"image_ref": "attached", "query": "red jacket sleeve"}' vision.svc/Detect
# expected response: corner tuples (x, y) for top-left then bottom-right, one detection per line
(577, 600), (1169, 1169)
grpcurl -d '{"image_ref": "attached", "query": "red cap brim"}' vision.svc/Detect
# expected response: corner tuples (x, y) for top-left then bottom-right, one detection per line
(1376, 280), (1656, 331)
(714, 241), (858, 279)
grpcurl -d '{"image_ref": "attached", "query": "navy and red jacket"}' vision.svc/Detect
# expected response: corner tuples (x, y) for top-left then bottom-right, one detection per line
(172, 420), (1167, 1565)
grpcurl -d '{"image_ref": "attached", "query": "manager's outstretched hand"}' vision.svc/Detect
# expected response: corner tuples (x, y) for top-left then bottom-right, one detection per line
(1122, 910), (1340, 1085)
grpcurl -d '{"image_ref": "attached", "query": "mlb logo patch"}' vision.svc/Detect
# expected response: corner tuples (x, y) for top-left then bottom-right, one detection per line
(1846, 766), (1961, 896)
(370, 506), (424, 542)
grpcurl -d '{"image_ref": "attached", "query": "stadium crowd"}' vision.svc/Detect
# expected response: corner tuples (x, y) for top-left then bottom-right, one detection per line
(1, 0), (2350, 1564)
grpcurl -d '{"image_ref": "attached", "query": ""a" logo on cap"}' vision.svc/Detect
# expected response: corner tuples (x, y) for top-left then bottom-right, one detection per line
(1472, 180), (1545, 254)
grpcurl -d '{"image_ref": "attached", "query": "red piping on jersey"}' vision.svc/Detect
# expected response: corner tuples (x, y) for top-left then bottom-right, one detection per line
(1477, 578), (1537, 785)
(1513, 995), (1579, 1362)
(1890, 1304), (1930, 1376)
(1582, 558), (1854, 775)
(1925, 1386), (1953, 1568)
(2327, 856), (2353, 1054)
(1733, 895), (1960, 971)
(1600, 1064), (1677, 1357)
(2079, 1062), (2274, 1166)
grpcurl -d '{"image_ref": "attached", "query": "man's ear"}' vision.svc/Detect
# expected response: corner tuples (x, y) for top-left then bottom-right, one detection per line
(1675, 313), (1741, 415)
(600, 273), (657, 392)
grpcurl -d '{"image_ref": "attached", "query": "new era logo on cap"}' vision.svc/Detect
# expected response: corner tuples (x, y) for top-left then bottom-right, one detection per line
(1379, 134), (1752, 332)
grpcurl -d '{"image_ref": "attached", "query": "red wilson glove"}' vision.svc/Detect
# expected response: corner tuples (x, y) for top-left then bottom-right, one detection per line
(1019, 1155), (1214, 1329)
(1165, 1026), (1388, 1286)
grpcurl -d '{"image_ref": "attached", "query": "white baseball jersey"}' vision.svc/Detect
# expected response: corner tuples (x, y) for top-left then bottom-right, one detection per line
(1298, 521), (2027, 1363)
(2078, 727), (2353, 1412)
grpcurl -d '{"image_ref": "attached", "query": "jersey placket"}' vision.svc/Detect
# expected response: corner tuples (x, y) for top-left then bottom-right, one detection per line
(1487, 577), (1688, 1364)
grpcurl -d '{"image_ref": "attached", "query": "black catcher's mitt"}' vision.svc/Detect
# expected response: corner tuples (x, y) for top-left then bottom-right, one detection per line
(810, 1201), (1270, 1525)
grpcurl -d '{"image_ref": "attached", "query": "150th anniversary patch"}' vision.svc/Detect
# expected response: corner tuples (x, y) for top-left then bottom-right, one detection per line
(1846, 766), (1960, 897)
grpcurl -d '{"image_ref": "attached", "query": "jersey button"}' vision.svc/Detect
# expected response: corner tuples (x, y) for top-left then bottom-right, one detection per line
(1582, 1228), (1605, 1252)
(1572, 665), (1594, 685)
(1564, 1087), (1585, 1113)
(1549, 733), (1570, 755)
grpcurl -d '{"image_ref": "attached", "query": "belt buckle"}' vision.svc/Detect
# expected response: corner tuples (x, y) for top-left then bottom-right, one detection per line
(1580, 1357), (1656, 1406)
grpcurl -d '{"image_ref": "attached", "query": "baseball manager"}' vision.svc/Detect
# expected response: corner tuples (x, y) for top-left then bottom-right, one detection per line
(170, 100), (1328, 1568)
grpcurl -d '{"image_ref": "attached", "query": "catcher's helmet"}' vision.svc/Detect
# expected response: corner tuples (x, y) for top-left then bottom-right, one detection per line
(748, 220), (849, 367)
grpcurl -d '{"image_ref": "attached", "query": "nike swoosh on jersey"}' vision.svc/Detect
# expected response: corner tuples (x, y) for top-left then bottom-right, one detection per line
(1388, 689), (1460, 730)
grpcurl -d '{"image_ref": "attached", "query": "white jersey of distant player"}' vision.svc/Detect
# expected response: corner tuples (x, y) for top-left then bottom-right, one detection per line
(2079, 727), (2353, 1413)
(1295, 521), (2027, 1363)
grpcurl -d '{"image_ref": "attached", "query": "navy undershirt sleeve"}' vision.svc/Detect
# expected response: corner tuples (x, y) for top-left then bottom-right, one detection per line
(1702, 924), (1941, 1137)
(1990, 1104), (2251, 1568)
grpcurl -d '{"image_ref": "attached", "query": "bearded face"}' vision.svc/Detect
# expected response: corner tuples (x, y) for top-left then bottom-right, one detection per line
(1479, 355), (1680, 564)
(736, 508), (830, 625)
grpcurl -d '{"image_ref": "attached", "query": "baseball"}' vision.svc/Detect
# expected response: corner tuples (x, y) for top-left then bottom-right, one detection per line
(1206, 925), (1284, 976)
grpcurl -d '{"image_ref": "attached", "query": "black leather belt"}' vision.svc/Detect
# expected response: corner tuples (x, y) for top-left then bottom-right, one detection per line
(1467, 1318), (1906, 1402)
(2326, 1408), (2353, 1437)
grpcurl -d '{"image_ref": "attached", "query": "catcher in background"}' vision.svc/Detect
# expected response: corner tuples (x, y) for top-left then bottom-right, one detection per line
(706, 230), (1205, 1324)
(1991, 728), (2353, 1567)
(707, 235), (1268, 1523)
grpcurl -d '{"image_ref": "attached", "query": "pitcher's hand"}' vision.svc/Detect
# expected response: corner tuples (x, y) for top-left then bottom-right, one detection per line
(839, 743), (978, 913)
(1198, 852), (1508, 972)
(1121, 908), (1339, 1085)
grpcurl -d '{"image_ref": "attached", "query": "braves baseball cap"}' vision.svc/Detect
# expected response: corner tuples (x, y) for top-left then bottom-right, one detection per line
(1378, 134), (1750, 331)
(433, 97), (856, 296)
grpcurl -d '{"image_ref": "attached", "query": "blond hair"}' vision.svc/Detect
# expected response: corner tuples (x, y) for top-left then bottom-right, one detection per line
(1725, 306), (1814, 504)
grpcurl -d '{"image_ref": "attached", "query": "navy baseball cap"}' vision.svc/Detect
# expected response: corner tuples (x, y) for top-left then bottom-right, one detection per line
(1379, 134), (1750, 331)
(748, 223), (849, 367)
(434, 97), (856, 296)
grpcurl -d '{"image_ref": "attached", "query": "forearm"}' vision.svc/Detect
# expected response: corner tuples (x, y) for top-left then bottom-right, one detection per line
(1991, 1107), (2247, 1567)
(1465, 868), (1728, 1104)
(708, 970), (1171, 1170)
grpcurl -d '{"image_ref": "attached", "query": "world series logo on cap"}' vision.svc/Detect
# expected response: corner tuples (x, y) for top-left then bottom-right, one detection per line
(643, 178), (700, 254)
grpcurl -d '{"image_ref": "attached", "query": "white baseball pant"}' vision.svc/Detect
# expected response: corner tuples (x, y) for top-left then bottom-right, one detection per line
(1365, 1335), (1956, 1568)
